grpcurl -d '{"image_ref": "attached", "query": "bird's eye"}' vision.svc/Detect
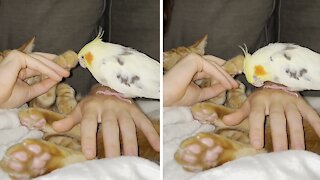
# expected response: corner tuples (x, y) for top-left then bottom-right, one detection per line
(81, 55), (84, 59)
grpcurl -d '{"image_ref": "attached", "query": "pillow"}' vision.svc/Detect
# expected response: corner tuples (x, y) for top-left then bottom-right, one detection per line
(0, 0), (105, 95)
(279, 0), (320, 96)
(164, 0), (276, 59)
(109, 0), (160, 60)
(279, 0), (320, 52)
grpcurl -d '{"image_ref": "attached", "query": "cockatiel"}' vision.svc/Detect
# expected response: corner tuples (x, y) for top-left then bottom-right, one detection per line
(78, 31), (160, 102)
(242, 43), (320, 92)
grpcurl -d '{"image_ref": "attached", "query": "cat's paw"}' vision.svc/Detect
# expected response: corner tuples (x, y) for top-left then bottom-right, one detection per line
(191, 103), (218, 123)
(174, 133), (230, 172)
(19, 108), (47, 130)
(191, 102), (234, 124)
(0, 139), (63, 179)
(56, 83), (77, 115)
(55, 51), (78, 70)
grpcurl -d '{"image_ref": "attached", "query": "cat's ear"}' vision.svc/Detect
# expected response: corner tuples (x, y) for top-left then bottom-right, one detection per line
(163, 51), (169, 61)
(190, 34), (208, 55)
(18, 37), (35, 54)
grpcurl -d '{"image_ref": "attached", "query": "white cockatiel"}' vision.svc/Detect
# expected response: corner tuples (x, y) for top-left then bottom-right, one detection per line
(78, 31), (160, 100)
(242, 43), (320, 91)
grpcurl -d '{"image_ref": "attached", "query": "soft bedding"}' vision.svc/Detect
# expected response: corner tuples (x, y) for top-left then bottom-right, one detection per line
(0, 100), (160, 180)
(164, 97), (320, 180)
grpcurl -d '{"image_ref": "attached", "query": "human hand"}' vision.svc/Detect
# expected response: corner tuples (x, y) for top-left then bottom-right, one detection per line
(164, 53), (238, 106)
(0, 50), (70, 108)
(52, 85), (160, 159)
(223, 88), (320, 151)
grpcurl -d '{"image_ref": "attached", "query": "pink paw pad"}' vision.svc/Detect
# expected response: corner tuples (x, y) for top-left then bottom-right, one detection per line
(182, 153), (197, 163)
(8, 161), (23, 171)
(20, 115), (46, 130)
(32, 119), (46, 129)
(203, 146), (223, 163)
(193, 109), (217, 123)
(199, 137), (214, 147)
(186, 144), (201, 154)
(175, 133), (226, 172)
(26, 144), (41, 154)
(31, 153), (51, 169)
(13, 151), (28, 162)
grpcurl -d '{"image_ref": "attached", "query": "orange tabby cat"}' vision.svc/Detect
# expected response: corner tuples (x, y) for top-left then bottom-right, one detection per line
(0, 37), (79, 115)
(164, 37), (320, 172)
(0, 39), (160, 179)
(164, 35), (244, 105)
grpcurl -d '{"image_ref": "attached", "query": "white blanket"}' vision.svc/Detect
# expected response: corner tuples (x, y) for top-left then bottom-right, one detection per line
(0, 100), (160, 180)
(164, 97), (320, 180)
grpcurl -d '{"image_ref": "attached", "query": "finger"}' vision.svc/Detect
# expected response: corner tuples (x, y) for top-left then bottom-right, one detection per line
(202, 59), (238, 89)
(285, 103), (305, 150)
(32, 52), (57, 60)
(52, 105), (82, 132)
(26, 79), (58, 100)
(223, 100), (250, 125)
(298, 100), (320, 137)
(23, 55), (64, 81)
(81, 107), (99, 159)
(30, 53), (69, 77)
(269, 103), (288, 151)
(205, 59), (236, 84)
(0, 51), (32, 87)
(203, 55), (226, 66)
(192, 72), (211, 81)
(118, 111), (138, 156)
(248, 100), (266, 150)
(101, 110), (121, 157)
(131, 109), (160, 152)
(18, 68), (41, 79)
(198, 83), (227, 102)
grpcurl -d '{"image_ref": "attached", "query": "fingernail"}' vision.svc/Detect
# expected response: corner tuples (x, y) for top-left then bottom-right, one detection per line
(84, 149), (95, 159)
(293, 143), (305, 150)
(252, 140), (262, 149)
(52, 121), (59, 127)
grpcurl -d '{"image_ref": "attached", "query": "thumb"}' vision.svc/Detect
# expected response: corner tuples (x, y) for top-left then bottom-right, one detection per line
(27, 79), (58, 101)
(198, 84), (227, 102)
(52, 105), (82, 132)
(223, 101), (250, 125)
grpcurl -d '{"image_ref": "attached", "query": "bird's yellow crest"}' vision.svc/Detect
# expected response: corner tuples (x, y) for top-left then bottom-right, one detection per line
(91, 28), (104, 44)
(78, 28), (105, 68)
(239, 44), (254, 83)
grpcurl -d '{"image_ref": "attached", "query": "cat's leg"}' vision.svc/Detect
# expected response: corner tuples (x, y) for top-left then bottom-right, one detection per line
(174, 132), (264, 172)
(0, 139), (85, 179)
(53, 50), (78, 70)
(222, 54), (244, 76)
(28, 85), (57, 109)
(55, 83), (77, 115)
(191, 102), (234, 124)
(19, 108), (80, 138)
(19, 108), (65, 132)
(225, 81), (247, 109)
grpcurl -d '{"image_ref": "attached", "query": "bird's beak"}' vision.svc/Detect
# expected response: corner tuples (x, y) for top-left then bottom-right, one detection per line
(253, 75), (264, 87)
(79, 57), (87, 68)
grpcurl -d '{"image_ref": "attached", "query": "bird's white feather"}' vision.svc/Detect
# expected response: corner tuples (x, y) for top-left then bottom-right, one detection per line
(250, 43), (320, 91)
(88, 42), (160, 99)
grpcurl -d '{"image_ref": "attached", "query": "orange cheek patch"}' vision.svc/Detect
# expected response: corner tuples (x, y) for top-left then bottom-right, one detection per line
(85, 52), (94, 65)
(254, 65), (266, 76)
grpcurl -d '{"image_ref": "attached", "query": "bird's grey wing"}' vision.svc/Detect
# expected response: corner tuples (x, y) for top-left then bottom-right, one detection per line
(271, 45), (320, 90)
(99, 54), (160, 99)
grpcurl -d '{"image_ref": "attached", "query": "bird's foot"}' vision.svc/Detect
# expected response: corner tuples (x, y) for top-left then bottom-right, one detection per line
(96, 90), (132, 104)
(263, 84), (299, 97)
